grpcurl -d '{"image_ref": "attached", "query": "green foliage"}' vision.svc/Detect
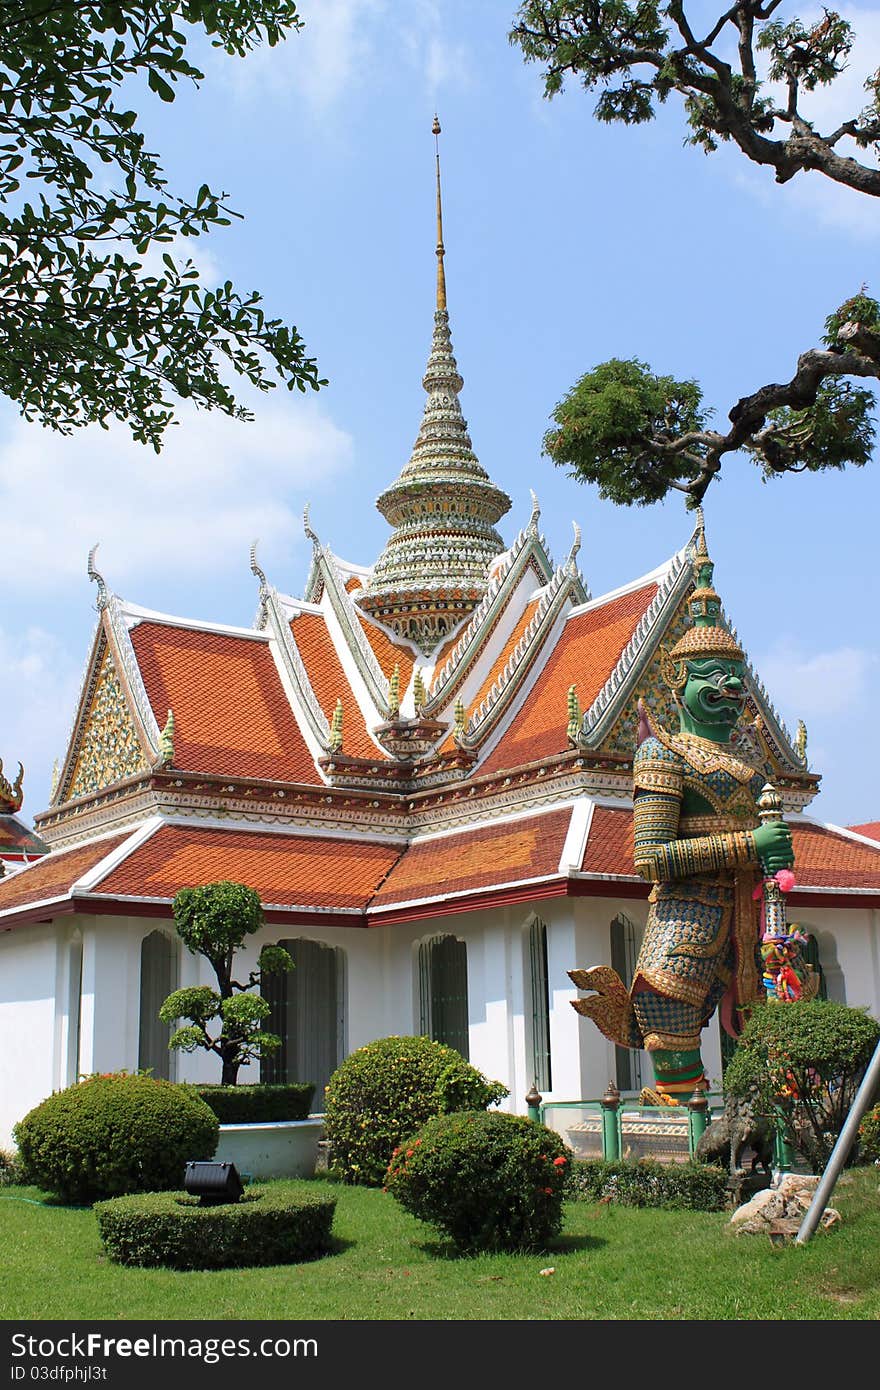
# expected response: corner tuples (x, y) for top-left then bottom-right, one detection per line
(0, 1147), (27, 1186)
(858, 1104), (880, 1165)
(163, 880), (292, 1084)
(824, 291), (880, 344)
(753, 379), (875, 477)
(543, 357), (708, 506)
(510, 3), (880, 190)
(323, 1035), (508, 1186)
(195, 1083), (315, 1124)
(565, 1157), (728, 1210)
(724, 1001), (880, 1172)
(172, 881), (265, 965)
(94, 1183), (336, 1269)
(0, 1), (324, 451)
(386, 1110), (571, 1253)
(12, 1074), (219, 1204)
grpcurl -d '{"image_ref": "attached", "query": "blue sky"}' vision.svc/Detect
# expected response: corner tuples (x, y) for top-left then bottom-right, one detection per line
(1, 0), (878, 828)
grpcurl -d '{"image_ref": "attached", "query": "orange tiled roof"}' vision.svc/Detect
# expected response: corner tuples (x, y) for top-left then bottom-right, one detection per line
(130, 623), (319, 784)
(438, 599), (542, 755)
(0, 815), (49, 857)
(790, 822), (880, 890)
(94, 825), (403, 909)
(291, 612), (387, 760)
(848, 821), (880, 841)
(355, 610), (416, 689)
(371, 808), (571, 907)
(480, 584), (658, 775)
(580, 806), (638, 877)
(574, 807), (880, 890)
(0, 834), (129, 914)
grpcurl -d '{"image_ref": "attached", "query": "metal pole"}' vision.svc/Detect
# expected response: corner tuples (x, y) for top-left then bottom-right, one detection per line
(795, 1036), (880, 1245)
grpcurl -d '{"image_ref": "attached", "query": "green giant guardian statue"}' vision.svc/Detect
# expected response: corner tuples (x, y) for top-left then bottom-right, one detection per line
(570, 521), (794, 1101)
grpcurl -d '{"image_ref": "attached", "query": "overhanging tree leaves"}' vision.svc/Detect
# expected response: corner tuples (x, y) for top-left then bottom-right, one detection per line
(0, 2), (325, 451)
(509, 1), (880, 195)
(510, 4), (880, 504)
(545, 296), (879, 505)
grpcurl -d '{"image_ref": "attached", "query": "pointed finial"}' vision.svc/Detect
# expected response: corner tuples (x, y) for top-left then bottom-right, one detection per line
(87, 543), (109, 611)
(154, 710), (175, 769)
(0, 759), (24, 813)
(433, 114), (447, 313)
(303, 504), (320, 552)
(250, 539), (268, 592)
(49, 758), (60, 801)
(413, 668), (426, 712)
(328, 698), (344, 753)
(528, 490), (541, 535)
(454, 697), (467, 740)
(388, 663), (401, 719)
(567, 685), (581, 746)
(795, 719), (808, 764)
(567, 520), (581, 574)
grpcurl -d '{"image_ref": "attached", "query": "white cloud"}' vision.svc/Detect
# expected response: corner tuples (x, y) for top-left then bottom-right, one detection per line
(756, 640), (878, 717)
(0, 394), (353, 596)
(211, 0), (471, 115)
(0, 625), (82, 819)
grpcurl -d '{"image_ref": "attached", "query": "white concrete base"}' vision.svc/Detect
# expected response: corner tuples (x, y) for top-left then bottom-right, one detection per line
(214, 1117), (324, 1180)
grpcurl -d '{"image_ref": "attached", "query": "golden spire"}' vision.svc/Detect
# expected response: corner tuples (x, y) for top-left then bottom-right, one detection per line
(433, 114), (446, 312)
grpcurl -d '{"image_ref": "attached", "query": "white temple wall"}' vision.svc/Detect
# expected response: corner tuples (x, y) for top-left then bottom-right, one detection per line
(792, 904), (880, 1014)
(0, 923), (58, 1146)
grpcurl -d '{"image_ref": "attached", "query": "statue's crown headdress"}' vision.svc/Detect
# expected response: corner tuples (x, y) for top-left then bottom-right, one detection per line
(666, 511), (743, 667)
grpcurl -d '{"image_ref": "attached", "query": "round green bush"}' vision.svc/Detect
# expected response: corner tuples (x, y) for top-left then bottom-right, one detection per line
(94, 1182), (337, 1269)
(858, 1103), (880, 1165)
(323, 1035), (508, 1186)
(13, 1073), (219, 1204)
(386, 1110), (571, 1253)
(724, 1001), (880, 1172)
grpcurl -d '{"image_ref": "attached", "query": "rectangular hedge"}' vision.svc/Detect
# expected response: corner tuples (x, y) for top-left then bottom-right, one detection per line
(194, 1083), (315, 1124)
(565, 1158), (728, 1211)
(94, 1183), (336, 1269)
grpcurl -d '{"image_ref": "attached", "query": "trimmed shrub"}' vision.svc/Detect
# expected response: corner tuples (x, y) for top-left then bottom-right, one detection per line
(324, 1035), (508, 1186)
(13, 1074), (219, 1204)
(195, 1083), (315, 1124)
(858, 1103), (880, 1165)
(565, 1158), (728, 1211)
(724, 1000), (880, 1172)
(95, 1183), (336, 1269)
(0, 1148), (27, 1186)
(385, 1110), (570, 1253)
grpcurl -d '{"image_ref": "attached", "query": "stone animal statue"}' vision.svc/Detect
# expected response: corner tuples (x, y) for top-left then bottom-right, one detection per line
(695, 1094), (774, 1175)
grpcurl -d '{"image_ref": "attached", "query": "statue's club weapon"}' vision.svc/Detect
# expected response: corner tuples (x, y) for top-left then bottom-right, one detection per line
(757, 782), (788, 941)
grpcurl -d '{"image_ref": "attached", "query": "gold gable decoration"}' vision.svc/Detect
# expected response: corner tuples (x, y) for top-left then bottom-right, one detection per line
(67, 648), (150, 800)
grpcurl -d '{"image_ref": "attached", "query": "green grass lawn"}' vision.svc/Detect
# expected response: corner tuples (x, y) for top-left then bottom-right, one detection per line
(1, 1169), (878, 1321)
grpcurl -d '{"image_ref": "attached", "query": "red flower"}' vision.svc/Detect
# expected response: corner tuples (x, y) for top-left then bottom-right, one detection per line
(543, 1187), (553, 1195)
(553, 1156), (567, 1167)
(406, 1148), (414, 1158)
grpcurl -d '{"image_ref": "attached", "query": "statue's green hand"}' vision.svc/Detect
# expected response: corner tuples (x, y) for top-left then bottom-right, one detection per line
(753, 820), (794, 871)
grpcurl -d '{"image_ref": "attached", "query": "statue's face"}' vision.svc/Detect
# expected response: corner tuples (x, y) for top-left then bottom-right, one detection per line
(681, 657), (746, 735)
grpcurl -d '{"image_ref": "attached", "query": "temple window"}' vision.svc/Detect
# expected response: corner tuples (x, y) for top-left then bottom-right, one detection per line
(418, 934), (469, 1059)
(138, 929), (178, 1080)
(65, 934), (83, 1086)
(525, 916), (552, 1092)
(261, 939), (346, 1098)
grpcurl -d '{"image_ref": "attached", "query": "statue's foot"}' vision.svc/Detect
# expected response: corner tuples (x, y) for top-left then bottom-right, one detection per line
(569, 965), (642, 1049)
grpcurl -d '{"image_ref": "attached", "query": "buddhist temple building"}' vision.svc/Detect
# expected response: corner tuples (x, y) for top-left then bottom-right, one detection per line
(2, 132), (879, 1146)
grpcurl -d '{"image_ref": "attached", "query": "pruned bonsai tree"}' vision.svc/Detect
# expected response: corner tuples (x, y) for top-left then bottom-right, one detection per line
(159, 880), (293, 1085)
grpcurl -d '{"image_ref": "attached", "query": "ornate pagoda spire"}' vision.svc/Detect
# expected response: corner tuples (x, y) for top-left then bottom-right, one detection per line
(358, 116), (511, 656)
